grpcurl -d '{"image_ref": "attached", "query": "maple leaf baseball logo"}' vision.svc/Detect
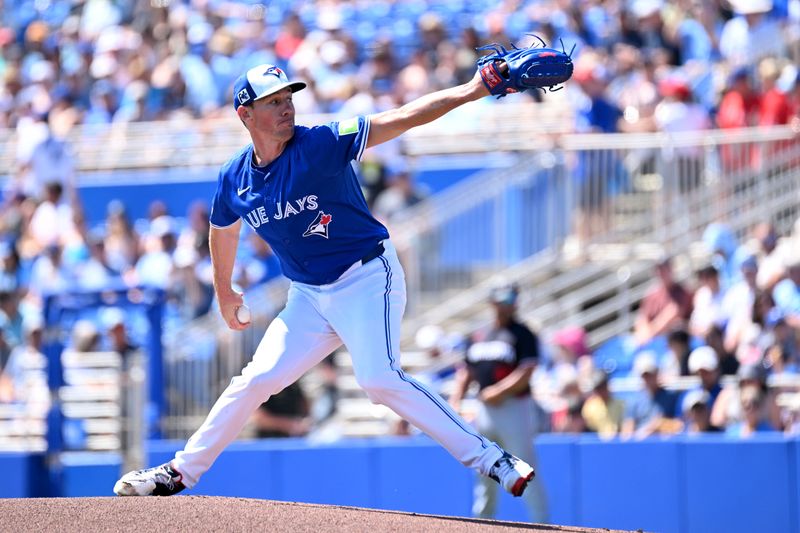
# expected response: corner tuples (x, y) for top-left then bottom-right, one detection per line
(303, 211), (332, 239)
(263, 66), (284, 78)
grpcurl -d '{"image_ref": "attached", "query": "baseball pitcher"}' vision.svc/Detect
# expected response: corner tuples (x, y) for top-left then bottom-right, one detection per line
(115, 41), (572, 503)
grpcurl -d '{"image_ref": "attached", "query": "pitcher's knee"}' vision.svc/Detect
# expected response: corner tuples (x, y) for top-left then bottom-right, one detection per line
(356, 372), (403, 404)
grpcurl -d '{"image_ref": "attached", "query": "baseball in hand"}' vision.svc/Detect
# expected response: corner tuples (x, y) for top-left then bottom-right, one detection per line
(236, 305), (251, 325)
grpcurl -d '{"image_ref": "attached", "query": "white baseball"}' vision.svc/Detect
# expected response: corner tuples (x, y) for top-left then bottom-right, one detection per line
(236, 305), (251, 324)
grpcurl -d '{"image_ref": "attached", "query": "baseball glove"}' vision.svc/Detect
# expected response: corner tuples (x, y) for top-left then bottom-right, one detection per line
(476, 35), (575, 98)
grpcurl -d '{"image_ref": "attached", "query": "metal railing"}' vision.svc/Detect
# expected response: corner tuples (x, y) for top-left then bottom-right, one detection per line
(393, 126), (800, 346)
(160, 278), (288, 439)
(0, 349), (145, 469)
(0, 99), (572, 174)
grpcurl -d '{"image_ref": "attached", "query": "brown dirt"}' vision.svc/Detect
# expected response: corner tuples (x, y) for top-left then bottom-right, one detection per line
(0, 497), (631, 533)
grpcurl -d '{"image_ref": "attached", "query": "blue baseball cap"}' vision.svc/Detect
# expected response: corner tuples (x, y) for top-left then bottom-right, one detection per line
(490, 284), (519, 306)
(232, 64), (306, 110)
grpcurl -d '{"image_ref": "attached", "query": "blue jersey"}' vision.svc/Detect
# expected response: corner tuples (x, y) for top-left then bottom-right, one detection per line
(209, 116), (389, 285)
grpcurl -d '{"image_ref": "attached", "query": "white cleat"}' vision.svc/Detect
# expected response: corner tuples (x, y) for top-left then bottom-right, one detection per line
(488, 452), (535, 497)
(114, 462), (186, 496)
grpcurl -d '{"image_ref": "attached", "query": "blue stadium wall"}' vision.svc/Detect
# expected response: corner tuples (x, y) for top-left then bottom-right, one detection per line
(75, 161), (565, 268)
(4, 434), (799, 533)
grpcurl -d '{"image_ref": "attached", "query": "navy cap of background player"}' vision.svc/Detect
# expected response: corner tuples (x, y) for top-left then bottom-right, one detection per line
(233, 64), (307, 110)
(490, 283), (519, 306)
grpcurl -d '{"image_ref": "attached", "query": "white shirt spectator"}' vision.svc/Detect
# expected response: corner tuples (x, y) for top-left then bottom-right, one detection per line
(29, 200), (75, 248)
(689, 284), (726, 337)
(719, 15), (785, 67)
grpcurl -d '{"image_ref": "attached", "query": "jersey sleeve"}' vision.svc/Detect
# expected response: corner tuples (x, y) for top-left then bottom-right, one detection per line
(515, 327), (540, 368)
(303, 116), (370, 175)
(209, 171), (239, 228)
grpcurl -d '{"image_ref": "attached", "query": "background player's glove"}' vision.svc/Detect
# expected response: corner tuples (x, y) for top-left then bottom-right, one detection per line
(476, 35), (574, 98)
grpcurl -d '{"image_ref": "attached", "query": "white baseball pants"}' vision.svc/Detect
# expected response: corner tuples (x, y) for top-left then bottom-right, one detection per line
(173, 240), (504, 487)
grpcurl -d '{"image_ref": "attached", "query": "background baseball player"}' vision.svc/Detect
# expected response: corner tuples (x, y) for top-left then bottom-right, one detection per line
(114, 46), (571, 500)
(450, 283), (549, 522)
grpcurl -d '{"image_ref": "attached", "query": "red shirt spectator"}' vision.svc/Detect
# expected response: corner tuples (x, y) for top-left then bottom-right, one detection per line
(718, 69), (761, 172)
(759, 88), (791, 126)
(717, 77), (760, 129)
(758, 59), (791, 126)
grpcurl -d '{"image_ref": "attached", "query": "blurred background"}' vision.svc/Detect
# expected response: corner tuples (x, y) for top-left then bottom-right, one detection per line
(0, 0), (799, 531)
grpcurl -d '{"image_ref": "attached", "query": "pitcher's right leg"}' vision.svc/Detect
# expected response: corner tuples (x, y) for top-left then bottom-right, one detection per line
(115, 286), (340, 495)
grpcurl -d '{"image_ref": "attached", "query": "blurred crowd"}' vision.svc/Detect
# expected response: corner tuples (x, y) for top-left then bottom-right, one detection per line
(0, 180), (283, 407)
(523, 218), (800, 439)
(409, 218), (800, 442)
(2, 0), (800, 143)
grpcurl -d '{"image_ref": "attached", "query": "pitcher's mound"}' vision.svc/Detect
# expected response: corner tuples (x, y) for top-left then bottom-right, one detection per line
(0, 497), (626, 532)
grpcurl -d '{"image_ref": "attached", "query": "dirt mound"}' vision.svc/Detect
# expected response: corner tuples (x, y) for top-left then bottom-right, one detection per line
(0, 497), (624, 532)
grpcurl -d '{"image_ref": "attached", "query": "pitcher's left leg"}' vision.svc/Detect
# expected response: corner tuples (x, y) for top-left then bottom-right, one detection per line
(325, 246), (502, 475)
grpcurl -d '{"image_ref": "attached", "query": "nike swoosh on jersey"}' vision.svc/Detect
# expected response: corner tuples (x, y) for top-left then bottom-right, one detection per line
(237, 186), (251, 196)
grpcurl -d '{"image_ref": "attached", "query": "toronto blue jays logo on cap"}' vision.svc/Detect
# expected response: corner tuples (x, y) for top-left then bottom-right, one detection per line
(303, 211), (332, 239)
(233, 64), (307, 110)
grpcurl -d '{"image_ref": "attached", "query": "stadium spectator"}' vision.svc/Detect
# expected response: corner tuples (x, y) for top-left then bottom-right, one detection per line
(712, 363), (782, 430)
(747, 222), (785, 291)
(725, 290), (778, 365)
(17, 120), (76, 199)
(238, 231), (282, 290)
(772, 253), (800, 329)
(76, 230), (120, 290)
(372, 170), (425, 224)
(689, 265), (725, 338)
(558, 397), (589, 434)
(621, 352), (680, 439)
(653, 76), (711, 192)
(661, 328), (693, 377)
(310, 353), (340, 426)
(634, 257), (693, 346)
(758, 57), (793, 126)
(762, 312), (800, 373)
(678, 346), (723, 416)
(720, 254), (759, 327)
(702, 223), (739, 289)
(0, 242), (23, 294)
(682, 390), (723, 434)
(719, 0), (785, 68)
(724, 385), (777, 437)
(133, 215), (177, 289)
(614, 47), (660, 133)
(0, 315), (48, 412)
(29, 181), (75, 251)
(551, 326), (591, 365)
(0, 290), (23, 350)
(705, 325), (740, 376)
(101, 307), (139, 362)
(103, 201), (140, 275)
(547, 365), (585, 433)
(581, 369), (624, 438)
(717, 67), (762, 173)
(674, 0), (720, 66)
(252, 382), (311, 439)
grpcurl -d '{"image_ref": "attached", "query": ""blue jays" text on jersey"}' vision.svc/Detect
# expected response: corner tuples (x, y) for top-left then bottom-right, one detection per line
(209, 116), (389, 285)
